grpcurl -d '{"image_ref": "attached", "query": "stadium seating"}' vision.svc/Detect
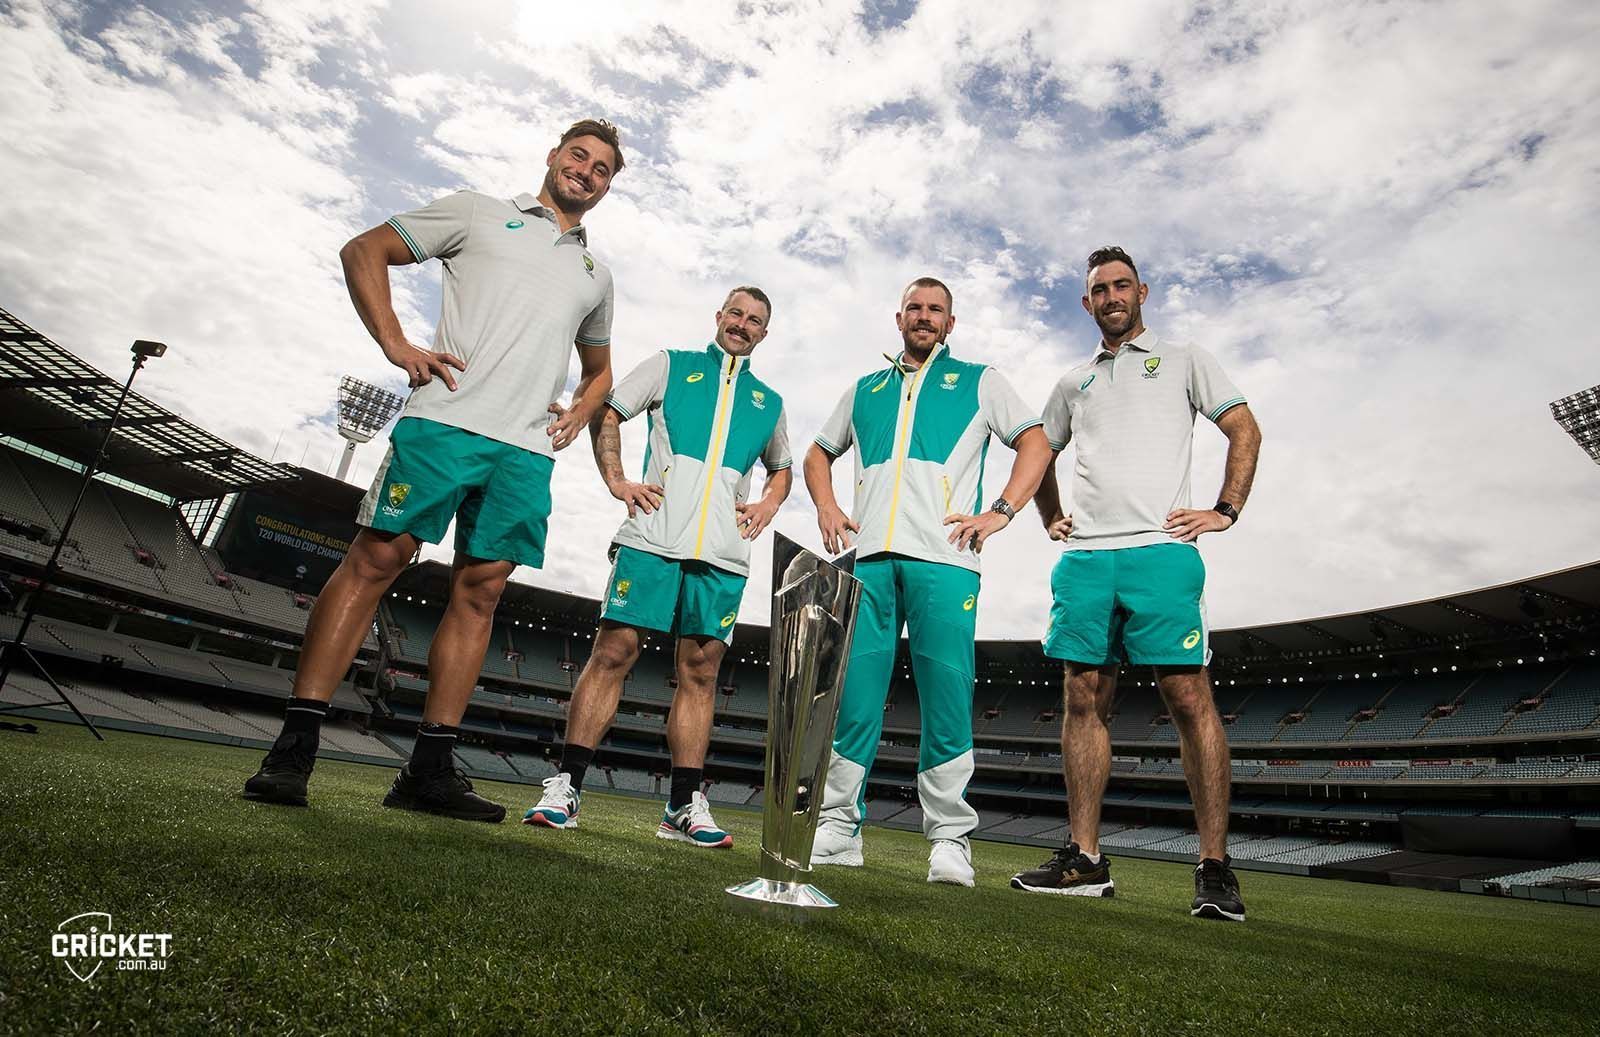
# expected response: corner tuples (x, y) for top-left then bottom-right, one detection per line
(1101, 824), (1190, 848)
(1275, 682), (1370, 742)
(1501, 660), (1600, 735)
(1346, 675), (1466, 742)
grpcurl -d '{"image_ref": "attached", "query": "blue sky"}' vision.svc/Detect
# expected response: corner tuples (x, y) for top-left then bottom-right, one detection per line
(2, 0), (1598, 636)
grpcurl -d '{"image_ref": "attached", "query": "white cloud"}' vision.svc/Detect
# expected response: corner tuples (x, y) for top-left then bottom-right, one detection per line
(3, 0), (1598, 641)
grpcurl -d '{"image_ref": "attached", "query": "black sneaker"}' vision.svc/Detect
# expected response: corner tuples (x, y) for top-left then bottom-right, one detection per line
(1192, 856), (1246, 922)
(242, 731), (315, 806)
(1010, 842), (1115, 897)
(382, 765), (505, 823)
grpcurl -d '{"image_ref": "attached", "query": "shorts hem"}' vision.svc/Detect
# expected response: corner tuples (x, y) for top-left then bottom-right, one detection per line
(599, 608), (672, 635)
(460, 539), (544, 569)
(361, 517), (446, 545)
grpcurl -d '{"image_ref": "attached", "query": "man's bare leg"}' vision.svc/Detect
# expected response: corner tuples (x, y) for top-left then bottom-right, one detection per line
(245, 529), (416, 804)
(666, 635), (725, 770)
(664, 635), (725, 806)
(522, 622), (643, 827)
(659, 635), (731, 844)
(419, 554), (515, 725)
(1062, 662), (1118, 855)
(564, 622), (643, 751)
(1158, 666), (1230, 861)
(380, 553), (518, 821)
(291, 528), (418, 701)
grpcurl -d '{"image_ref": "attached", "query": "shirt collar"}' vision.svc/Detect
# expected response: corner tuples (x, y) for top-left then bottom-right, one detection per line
(1094, 328), (1159, 362)
(512, 192), (588, 246)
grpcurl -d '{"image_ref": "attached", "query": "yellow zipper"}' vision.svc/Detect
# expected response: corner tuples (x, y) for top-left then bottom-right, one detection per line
(693, 355), (737, 558)
(882, 363), (925, 551)
(941, 475), (952, 517)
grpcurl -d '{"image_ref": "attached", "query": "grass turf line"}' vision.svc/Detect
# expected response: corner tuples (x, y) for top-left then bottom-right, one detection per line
(1, 723), (1598, 1036)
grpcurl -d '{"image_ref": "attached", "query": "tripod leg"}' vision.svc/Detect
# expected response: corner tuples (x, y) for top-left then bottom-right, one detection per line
(19, 643), (104, 742)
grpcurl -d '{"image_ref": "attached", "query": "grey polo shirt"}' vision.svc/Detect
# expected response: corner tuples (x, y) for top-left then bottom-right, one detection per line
(386, 190), (614, 456)
(1041, 330), (1246, 551)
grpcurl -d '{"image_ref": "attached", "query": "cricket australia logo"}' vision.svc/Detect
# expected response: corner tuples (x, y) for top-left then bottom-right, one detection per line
(1142, 356), (1162, 379)
(52, 912), (173, 981)
(751, 389), (766, 409)
(381, 483), (411, 518)
(940, 371), (961, 390)
(582, 254), (596, 278)
(610, 579), (631, 607)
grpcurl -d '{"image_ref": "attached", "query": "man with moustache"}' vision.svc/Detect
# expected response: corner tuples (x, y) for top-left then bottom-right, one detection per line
(804, 277), (1051, 886)
(244, 119), (624, 822)
(1011, 246), (1261, 922)
(523, 287), (791, 849)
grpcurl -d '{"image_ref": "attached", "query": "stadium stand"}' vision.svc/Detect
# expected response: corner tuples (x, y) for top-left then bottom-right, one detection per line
(4, 344), (1598, 901)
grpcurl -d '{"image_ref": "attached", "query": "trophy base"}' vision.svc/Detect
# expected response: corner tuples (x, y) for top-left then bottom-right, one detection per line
(725, 877), (838, 919)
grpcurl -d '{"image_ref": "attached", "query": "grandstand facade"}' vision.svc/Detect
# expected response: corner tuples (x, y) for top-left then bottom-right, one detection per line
(2, 310), (1596, 906)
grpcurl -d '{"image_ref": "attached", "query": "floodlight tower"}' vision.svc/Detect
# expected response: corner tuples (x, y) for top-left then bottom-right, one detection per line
(1551, 384), (1600, 465)
(335, 375), (405, 482)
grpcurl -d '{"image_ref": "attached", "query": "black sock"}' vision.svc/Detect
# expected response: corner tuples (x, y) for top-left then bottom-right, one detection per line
(410, 722), (459, 773)
(669, 767), (703, 811)
(560, 743), (595, 794)
(280, 697), (328, 747)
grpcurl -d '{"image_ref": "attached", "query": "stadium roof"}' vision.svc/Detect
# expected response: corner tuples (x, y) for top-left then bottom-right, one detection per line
(1209, 559), (1600, 662)
(0, 306), (297, 501)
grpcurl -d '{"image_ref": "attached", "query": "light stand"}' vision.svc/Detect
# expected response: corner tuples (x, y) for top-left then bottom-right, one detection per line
(0, 339), (168, 739)
(334, 376), (404, 482)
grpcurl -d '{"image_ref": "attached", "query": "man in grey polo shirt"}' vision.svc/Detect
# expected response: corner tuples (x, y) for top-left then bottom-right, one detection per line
(1010, 246), (1262, 921)
(244, 119), (623, 822)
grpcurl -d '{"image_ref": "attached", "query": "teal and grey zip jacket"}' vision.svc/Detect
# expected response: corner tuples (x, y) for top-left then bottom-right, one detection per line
(814, 342), (1041, 573)
(605, 342), (790, 576)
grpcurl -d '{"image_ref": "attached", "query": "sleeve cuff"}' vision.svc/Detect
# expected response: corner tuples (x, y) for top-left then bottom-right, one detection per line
(813, 436), (844, 458)
(386, 217), (428, 263)
(576, 335), (611, 347)
(1208, 397), (1247, 422)
(1002, 418), (1044, 447)
(604, 396), (633, 420)
(765, 457), (793, 472)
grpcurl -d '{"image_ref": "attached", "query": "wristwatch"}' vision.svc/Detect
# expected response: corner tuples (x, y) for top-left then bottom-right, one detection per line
(1214, 501), (1240, 525)
(989, 498), (1016, 521)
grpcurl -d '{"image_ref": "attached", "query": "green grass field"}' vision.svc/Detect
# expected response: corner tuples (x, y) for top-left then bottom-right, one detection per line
(2, 723), (1598, 1036)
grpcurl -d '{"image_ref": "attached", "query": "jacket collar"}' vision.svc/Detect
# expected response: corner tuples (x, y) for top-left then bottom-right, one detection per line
(705, 340), (751, 375)
(883, 340), (951, 375)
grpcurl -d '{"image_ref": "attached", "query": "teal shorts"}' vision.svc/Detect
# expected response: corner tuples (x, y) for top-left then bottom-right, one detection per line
(1043, 542), (1209, 667)
(599, 545), (746, 643)
(358, 416), (554, 569)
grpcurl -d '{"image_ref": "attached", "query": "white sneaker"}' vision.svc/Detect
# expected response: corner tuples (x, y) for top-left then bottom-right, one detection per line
(656, 790), (733, 848)
(521, 773), (580, 829)
(927, 838), (974, 886)
(810, 822), (864, 867)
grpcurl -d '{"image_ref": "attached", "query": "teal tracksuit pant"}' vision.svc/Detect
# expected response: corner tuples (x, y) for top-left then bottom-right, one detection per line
(820, 554), (980, 842)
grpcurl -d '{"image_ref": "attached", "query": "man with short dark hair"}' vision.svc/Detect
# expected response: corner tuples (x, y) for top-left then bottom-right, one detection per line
(523, 287), (791, 848)
(243, 119), (624, 821)
(1011, 246), (1262, 921)
(805, 277), (1050, 886)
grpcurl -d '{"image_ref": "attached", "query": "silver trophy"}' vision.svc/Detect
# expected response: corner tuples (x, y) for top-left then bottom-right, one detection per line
(726, 533), (862, 916)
